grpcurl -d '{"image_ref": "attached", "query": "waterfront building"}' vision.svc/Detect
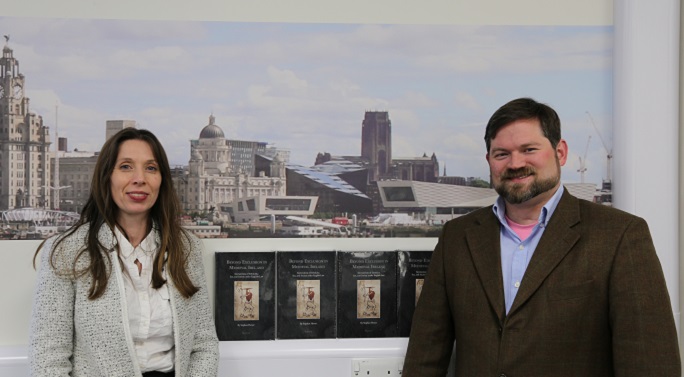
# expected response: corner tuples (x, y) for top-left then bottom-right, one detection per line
(376, 180), (599, 224)
(0, 40), (51, 210)
(105, 120), (136, 142)
(50, 151), (98, 212)
(227, 195), (318, 223)
(173, 116), (287, 220)
(315, 110), (442, 214)
(392, 153), (439, 182)
(318, 111), (440, 186)
(284, 164), (372, 215)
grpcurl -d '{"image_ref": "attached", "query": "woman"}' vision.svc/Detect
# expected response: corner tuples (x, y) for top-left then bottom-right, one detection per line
(29, 128), (219, 377)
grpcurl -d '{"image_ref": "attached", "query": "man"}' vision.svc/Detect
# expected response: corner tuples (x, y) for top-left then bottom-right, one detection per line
(402, 98), (680, 376)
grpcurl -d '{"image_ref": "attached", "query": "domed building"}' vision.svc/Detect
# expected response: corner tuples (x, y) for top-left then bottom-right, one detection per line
(199, 115), (225, 139)
(173, 115), (288, 221)
(192, 115), (231, 175)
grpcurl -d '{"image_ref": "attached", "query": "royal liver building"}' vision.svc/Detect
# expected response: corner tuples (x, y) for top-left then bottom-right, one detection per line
(0, 39), (51, 210)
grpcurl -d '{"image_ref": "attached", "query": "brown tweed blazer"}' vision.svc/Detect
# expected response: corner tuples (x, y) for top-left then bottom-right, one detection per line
(403, 190), (680, 377)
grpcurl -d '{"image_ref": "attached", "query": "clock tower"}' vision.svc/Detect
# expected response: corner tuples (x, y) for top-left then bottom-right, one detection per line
(0, 38), (51, 210)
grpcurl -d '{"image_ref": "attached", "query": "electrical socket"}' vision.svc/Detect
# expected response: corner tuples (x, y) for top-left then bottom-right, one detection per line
(351, 357), (404, 376)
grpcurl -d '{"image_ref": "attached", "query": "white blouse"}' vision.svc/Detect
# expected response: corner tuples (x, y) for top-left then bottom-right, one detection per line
(115, 227), (175, 373)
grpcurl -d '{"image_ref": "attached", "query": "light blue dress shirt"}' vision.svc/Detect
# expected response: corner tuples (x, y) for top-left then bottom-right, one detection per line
(493, 185), (564, 314)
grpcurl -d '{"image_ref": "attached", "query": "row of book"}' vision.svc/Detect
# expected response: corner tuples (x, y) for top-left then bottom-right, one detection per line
(215, 250), (432, 340)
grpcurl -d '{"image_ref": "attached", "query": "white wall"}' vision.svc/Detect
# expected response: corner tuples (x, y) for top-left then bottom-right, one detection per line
(613, 0), (680, 336)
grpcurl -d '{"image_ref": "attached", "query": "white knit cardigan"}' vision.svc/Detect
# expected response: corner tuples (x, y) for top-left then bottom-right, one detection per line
(28, 224), (219, 377)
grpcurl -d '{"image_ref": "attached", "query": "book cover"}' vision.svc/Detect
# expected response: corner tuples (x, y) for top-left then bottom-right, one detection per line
(215, 252), (276, 340)
(337, 251), (397, 338)
(276, 251), (337, 339)
(397, 250), (433, 337)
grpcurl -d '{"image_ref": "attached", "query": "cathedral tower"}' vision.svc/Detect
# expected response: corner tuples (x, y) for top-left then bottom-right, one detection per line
(361, 111), (391, 182)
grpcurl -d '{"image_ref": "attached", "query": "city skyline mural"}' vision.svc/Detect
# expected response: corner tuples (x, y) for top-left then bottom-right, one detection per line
(0, 17), (613, 238)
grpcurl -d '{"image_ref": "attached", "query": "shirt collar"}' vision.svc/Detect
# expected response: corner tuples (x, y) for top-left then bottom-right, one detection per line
(114, 226), (160, 259)
(493, 185), (565, 227)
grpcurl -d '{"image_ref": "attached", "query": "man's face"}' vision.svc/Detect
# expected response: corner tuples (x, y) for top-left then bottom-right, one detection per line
(486, 118), (567, 205)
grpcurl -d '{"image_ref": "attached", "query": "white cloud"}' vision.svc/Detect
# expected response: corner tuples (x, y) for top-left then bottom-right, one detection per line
(266, 66), (309, 92)
(0, 18), (612, 185)
(453, 91), (482, 111)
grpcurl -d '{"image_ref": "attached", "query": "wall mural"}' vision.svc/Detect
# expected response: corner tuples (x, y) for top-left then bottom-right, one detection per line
(0, 18), (612, 239)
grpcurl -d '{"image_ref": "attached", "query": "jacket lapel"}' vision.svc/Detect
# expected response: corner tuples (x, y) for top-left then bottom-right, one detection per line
(96, 223), (117, 252)
(466, 208), (506, 323)
(507, 191), (581, 316)
(167, 271), (185, 373)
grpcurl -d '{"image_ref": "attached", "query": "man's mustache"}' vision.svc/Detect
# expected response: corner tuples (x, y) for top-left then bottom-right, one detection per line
(501, 166), (536, 180)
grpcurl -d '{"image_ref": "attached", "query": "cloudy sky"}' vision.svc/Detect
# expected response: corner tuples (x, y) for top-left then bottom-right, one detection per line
(1, 17), (612, 186)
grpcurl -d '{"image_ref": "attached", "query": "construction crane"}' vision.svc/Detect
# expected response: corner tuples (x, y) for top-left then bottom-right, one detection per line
(577, 135), (591, 183)
(586, 111), (613, 183)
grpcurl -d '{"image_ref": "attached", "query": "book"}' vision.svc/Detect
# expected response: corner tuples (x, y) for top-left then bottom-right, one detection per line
(397, 250), (433, 336)
(276, 251), (337, 339)
(337, 251), (397, 338)
(215, 252), (276, 340)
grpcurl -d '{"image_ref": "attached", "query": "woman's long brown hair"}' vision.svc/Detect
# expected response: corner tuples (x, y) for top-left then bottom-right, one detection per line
(34, 128), (199, 299)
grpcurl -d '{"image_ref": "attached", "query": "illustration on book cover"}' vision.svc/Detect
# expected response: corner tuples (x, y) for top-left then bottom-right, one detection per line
(296, 279), (321, 319)
(357, 279), (380, 319)
(234, 281), (260, 321)
(415, 278), (424, 306)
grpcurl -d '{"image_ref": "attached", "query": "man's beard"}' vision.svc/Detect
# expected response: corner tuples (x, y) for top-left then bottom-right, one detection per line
(493, 163), (560, 205)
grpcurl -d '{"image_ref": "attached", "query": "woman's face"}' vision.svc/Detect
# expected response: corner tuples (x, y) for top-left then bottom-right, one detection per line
(110, 139), (162, 225)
